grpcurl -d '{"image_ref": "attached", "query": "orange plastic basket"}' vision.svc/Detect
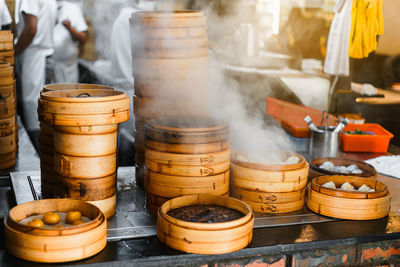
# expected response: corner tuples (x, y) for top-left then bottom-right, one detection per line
(340, 123), (393, 153)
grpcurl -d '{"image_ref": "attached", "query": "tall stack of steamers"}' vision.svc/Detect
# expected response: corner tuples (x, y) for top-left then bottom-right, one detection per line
(0, 31), (16, 171)
(38, 86), (129, 218)
(131, 11), (210, 185)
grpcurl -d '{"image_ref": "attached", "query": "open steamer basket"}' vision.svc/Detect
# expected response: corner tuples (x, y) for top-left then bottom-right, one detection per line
(310, 157), (377, 179)
(4, 199), (107, 263)
(307, 176), (391, 220)
(157, 195), (254, 254)
(230, 151), (309, 213)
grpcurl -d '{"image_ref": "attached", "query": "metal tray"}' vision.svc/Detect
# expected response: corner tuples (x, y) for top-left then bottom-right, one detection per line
(10, 167), (335, 242)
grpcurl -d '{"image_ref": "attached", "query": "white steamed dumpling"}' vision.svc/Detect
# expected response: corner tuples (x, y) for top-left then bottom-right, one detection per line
(340, 182), (355, 191)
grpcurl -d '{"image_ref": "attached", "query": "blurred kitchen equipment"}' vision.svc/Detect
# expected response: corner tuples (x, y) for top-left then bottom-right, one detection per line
(306, 116), (339, 158)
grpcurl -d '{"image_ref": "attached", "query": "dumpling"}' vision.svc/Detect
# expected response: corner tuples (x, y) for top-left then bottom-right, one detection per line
(358, 184), (375, 192)
(340, 182), (355, 191)
(286, 156), (299, 164)
(320, 161), (335, 171)
(322, 181), (336, 189)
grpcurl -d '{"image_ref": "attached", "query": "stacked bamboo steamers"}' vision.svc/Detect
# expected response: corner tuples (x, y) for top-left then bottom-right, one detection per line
(38, 87), (129, 218)
(230, 152), (309, 213)
(130, 11), (210, 185)
(144, 116), (231, 214)
(0, 31), (17, 171)
(39, 84), (114, 199)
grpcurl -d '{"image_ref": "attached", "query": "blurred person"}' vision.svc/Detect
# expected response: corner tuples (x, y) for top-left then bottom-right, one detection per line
(14, 0), (57, 137)
(0, 0), (11, 29)
(109, 0), (155, 166)
(51, 0), (88, 83)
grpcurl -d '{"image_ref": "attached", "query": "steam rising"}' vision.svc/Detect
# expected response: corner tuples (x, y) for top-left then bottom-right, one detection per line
(208, 61), (296, 153)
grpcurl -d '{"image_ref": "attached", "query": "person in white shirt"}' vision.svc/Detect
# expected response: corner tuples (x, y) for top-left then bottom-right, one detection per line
(52, 1), (88, 83)
(0, 0), (11, 29)
(14, 0), (57, 136)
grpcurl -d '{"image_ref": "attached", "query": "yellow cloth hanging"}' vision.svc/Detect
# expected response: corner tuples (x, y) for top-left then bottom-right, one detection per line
(349, 0), (384, 59)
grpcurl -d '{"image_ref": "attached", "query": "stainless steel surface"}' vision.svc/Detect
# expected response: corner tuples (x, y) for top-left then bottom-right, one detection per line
(0, 176), (11, 218)
(309, 126), (339, 158)
(10, 167), (336, 241)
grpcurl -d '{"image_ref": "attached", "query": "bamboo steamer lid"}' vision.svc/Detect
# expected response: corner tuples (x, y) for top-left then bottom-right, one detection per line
(4, 199), (107, 263)
(38, 89), (130, 126)
(144, 115), (229, 144)
(43, 83), (114, 92)
(157, 195), (254, 254)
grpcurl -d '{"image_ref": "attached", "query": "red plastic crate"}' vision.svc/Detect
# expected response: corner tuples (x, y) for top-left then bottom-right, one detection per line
(341, 123), (394, 153)
(265, 97), (337, 138)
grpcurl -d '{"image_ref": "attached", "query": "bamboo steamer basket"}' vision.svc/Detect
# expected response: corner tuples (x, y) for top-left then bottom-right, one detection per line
(133, 57), (208, 74)
(134, 96), (208, 118)
(0, 51), (14, 66)
(243, 197), (305, 214)
(0, 98), (15, 119)
(38, 89), (129, 126)
(145, 148), (230, 165)
(0, 133), (16, 154)
(157, 195), (253, 254)
(131, 10), (207, 28)
(4, 199), (107, 263)
(88, 194), (116, 218)
(145, 139), (230, 154)
(0, 31), (13, 50)
(0, 65), (13, 86)
(133, 47), (208, 59)
(62, 173), (116, 201)
(0, 116), (16, 132)
(54, 152), (116, 179)
(230, 152), (309, 193)
(0, 151), (16, 169)
(135, 37), (208, 50)
(53, 128), (117, 157)
(231, 186), (306, 204)
(135, 26), (207, 39)
(145, 158), (230, 176)
(145, 170), (229, 199)
(309, 157), (377, 179)
(311, 176), (387, 199)
(43, 83), (114, 92)
(307, 183), (391, 220)
(0, 84), (13, 99)
(134, 78), (209, 99)
(144, 116), (229, 144)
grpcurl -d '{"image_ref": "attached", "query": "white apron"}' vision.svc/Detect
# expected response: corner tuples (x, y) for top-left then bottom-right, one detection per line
(16, 46), (48, 132)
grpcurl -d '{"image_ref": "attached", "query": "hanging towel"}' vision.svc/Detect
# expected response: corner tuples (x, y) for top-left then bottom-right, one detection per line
(324, 0), (353, 76)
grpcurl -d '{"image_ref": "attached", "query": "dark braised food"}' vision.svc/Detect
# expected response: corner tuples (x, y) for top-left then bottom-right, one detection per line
(167, 205), (244, 223)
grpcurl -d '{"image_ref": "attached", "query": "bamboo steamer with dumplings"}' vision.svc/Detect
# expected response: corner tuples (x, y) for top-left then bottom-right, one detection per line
(38, 88), (129, 217)
(144, 116), (230, 214)
(131, 11), (210, 186)
(38, 84), (114, 198)
(4, 199), (107, 263)
(307, 176), (391, 220)
(230, 151), (309, 214)
(157, 195), (254, 254)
